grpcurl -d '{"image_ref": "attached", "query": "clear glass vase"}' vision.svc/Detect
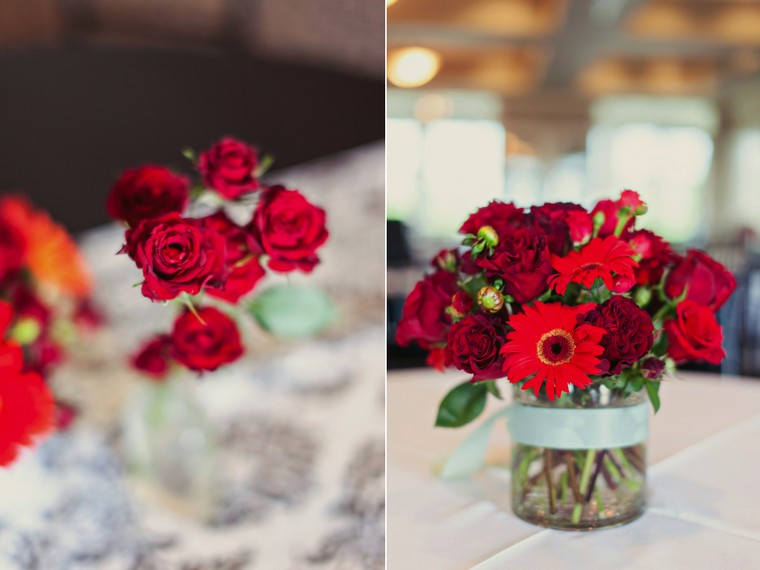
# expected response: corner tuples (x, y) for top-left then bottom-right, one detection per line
(511, 384), (647, 530)
(121, 374), (217, 521)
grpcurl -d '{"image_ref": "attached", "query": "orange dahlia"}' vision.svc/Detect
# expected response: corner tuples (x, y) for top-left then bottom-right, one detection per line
(548, 235), (637, 295)
(501, 302), (605, 400)
(0, 196), (91, 297)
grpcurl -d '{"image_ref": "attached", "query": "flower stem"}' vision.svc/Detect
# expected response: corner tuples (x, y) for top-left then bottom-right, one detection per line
(543, 450), (557, 514)
(563, 451), (583, 503)
(572, 449), (597, 524)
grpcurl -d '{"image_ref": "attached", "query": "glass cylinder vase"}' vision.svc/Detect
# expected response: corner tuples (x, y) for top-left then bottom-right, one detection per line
(510, 384), (647, 530)
(121, 373), (217, 521)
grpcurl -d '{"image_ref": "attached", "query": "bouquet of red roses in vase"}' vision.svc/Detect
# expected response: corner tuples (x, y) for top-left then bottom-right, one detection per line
(396, 190), (735, 530)
(0, 195), (100, 467)
(107, 137), (333, 518)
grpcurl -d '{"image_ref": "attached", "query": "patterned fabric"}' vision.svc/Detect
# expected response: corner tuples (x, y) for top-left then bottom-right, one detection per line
(0, 144), (385, 570)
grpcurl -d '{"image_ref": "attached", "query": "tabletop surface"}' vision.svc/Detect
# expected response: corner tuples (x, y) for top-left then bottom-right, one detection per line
(388, 368), (760, 569)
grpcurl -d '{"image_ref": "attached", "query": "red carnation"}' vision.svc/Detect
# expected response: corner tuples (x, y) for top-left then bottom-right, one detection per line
(566, 209), (593, 245)
(665, 300), (725, 364)
(549, 236), (638, 295)
(501, 302), (605, 400)
(106, 165), (189, 227)
(396, 270), (458, 349)
(201, 211), (266, 303)
(250, 186), (328, 273)
(171, 307), (243, 372)
(459, 201), (526, 238)
(133, 214), (227, 301)
(474, 228), (553, 303)
(131, 334), (173, 379)
(198, 138), (260, 199)
(446, 314), (505, 381)
(664, 250), (736, 312)
(580, 296), (654, 375)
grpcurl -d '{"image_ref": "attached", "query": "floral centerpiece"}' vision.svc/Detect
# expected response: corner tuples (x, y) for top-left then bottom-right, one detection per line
(0, 195), (99, 467)
(106, 137), (332, 516)
(396, 190), (735, 529)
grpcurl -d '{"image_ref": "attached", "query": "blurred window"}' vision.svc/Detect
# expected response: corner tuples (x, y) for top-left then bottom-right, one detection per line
(588, 123), (714, 243)
(387, 118), (505, 238)
(728, 129), (760, 231)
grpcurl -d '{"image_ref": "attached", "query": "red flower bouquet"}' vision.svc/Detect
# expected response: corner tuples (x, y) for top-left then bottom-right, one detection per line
(0, 195), (99, 466)
(397, 190), (735, 530)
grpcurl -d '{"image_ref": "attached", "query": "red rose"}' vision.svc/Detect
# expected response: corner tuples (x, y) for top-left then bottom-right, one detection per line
(664, 250), (736, 311)
(198, 138), (260, 199)
(566, 209), (593, 245)
(250, 186), (328, 273)
(641, 356), (665, 379)
(106, 166), (189, 227)
(396, 270), (458, 349)
(133, 214), (227, 301)
(618, 189), (647, 214)
(581, 296), (654, 375)
(200, 211), (266, 302)
(171, 307), (243, 372)
(531, 202), (587, 254)
(459, 201), (526, 238)
(474, 228), (552, 303)
(628, 230), (677, 287)
(446, 314), (505, 381)
(665, 300), (725, 364)
(132, 334), (173, 379)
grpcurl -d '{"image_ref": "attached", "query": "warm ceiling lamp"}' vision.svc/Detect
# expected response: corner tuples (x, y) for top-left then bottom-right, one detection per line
(388, 47), (442, 88)
(387, 0), (399, 6)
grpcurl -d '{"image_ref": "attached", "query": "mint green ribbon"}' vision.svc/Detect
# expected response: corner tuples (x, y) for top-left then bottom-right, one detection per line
(438, 402), (649, 480)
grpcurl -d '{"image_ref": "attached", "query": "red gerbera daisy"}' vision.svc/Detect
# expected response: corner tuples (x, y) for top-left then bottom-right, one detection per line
(501, 302), (606, 400)
(0, 301), (55, 467)
(549, 235), (637, 295)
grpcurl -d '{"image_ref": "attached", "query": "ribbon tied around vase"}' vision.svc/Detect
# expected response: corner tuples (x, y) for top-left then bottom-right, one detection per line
(438, 402), (650, 480)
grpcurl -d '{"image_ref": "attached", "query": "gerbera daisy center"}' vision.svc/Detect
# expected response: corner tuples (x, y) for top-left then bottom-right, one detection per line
(537, 328), (576, 366)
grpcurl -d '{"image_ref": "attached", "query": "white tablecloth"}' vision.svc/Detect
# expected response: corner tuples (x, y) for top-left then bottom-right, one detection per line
(388, 369), (760, 569)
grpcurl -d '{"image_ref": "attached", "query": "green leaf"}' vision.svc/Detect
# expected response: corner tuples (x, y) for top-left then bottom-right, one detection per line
(435, 381), (488, 428)
(249, 285), (337, 339)
(651, 331), (669, 357)
(182, 147), (196, 162)
(644, 379), (661, 413)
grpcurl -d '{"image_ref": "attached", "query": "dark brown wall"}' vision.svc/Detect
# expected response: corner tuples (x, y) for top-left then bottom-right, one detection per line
(0, 46), (384, 233)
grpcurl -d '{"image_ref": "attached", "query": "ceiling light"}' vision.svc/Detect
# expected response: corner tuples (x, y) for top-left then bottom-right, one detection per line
(388, 47), (442, 88)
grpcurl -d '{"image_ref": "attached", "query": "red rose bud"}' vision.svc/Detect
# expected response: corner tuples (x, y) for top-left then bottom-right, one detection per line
(618, 189), (647, 216)
(664, 250), (736, 312)
(132, 334), (173, 379)
(641, 356), (665, 379)
(171, 307), (243, 372)
(477, 286), (504, 313)
(106, 166), (189, 227)
(250, 186), (328, 273)
(450, 292), (473, 318)
(134, 214), (227, 301)
(591, 199), (634, 238)
(198, 137), (260, 199)
(477, 225), (499, 248)
(665, 301), (725, 364)
(432, 249), (458, 272)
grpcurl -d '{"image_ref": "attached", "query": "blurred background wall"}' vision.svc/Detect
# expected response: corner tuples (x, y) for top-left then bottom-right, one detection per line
(387, 0), (760, 376)
(0, 0), (385, 233)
